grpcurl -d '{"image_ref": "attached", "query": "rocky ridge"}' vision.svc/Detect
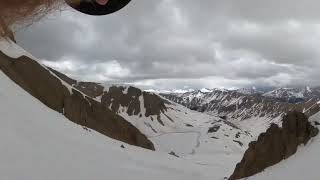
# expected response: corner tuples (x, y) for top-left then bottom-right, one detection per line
(0, 41), (154, 150)
(229, 111), (319, 180)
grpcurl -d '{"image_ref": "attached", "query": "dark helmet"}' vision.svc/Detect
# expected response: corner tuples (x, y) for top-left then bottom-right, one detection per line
(66, 0), (132, 16)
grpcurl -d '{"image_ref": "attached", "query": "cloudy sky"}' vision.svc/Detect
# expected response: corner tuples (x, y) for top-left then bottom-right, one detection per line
(15, 0), (320, 91)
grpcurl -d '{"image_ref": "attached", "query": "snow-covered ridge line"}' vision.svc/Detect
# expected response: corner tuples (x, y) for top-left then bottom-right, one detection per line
(0, 39), (35, 59)
(0, 38), (155, 150)
(0, 39), (101, 103)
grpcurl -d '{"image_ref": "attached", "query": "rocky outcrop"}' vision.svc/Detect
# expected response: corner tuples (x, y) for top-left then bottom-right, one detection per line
(50, 68), (170, 119)
(102, 86), (143, 116)
(143, 91), (168, 117)
(0, 51), (154, 150)
(229, 111), (319, 180)
(99, 87), (171, 126)
(49, 61), (174, 130)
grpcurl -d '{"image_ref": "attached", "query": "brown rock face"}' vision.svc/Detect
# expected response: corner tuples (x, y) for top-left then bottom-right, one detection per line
(50, 68), (170, 120)
(0, 52), (154, 150)
(101, 86), (142, 116)
(229, 111), (319, 180)
(99, 87), (171, 126)
(75, 82), (104, 98)
(143, 91), (168, 117)
(49, 61), (173, 130)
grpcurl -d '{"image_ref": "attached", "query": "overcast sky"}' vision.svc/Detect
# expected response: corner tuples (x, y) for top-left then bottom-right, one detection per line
(15, 0), (320, 90)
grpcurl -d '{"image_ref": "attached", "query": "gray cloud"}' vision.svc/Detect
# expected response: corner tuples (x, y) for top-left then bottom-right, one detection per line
(15, 0), (320, 90)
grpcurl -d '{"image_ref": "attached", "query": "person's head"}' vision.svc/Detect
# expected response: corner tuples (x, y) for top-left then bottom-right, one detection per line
(0, 0), (60, 39)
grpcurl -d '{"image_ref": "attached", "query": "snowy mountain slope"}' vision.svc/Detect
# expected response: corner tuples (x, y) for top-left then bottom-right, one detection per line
(248, 112), (320, 180)
(48, 69), (253, 157)
(134, 100), (252, 157)
(0, 39), (35, 59)
(47, 72), (253, 164)
(85, 86), (253, 172)
(0, 39), (253, 179)
(0, 39), (154, 149)
(0, 70), (224, 180)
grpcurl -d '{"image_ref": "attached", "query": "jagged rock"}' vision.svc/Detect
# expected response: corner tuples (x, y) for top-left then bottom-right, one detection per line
(50, 64), (176, 134)
(0, 51), (155, 150)
(220, 116), (227, 120)
(143, 91), (168, 117)
(190, 106), (199, 111)
(101, 86), (142, 116)
(229, 111), (318, 180)
(185, 123), (193, 127)
(169, 151), (179, 158)
(235, 132), (241, 138)
(65, 82), (170, 119)
(233, 140), (243, 147)
(208, 125), (220, 133)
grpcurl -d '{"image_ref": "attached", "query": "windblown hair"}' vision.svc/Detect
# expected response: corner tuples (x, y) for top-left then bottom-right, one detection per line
(0, 0), (62, 38)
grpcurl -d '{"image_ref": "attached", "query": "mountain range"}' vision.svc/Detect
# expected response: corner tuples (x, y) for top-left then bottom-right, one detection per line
(0, 38), (319, 180)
